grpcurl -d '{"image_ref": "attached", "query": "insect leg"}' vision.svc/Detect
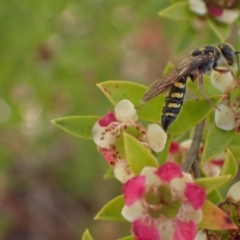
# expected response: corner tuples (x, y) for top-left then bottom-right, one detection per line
(197, 70), (220, 110)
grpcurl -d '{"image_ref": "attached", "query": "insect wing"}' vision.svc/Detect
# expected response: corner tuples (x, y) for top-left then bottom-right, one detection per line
(142, 53), (213, 103)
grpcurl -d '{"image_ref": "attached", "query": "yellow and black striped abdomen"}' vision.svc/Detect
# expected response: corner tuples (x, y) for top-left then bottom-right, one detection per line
(161, 77), (187, 131)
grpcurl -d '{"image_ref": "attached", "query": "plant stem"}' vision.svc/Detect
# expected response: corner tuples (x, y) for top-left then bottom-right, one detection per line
(181, 120), (205, 176)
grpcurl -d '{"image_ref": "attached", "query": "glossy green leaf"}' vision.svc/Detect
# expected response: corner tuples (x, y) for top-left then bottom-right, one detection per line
(199, 199), (237, 230)
(207, 190), (223, 205)
(52, 116), (100, 139)
(207, 19), (231, 42)
(195, 175), (231, 194)
(158, 2), (192, 21)
(202, 123), (235, 162)
(82, 230), (93, 240)
(124, 132), (158, 175)
(168, 96), (222, 135)
(97, 81), (164, 122)
(118, 236), (134, 240)
(220, 149), (238, 182)
(94, 195), (125, 221)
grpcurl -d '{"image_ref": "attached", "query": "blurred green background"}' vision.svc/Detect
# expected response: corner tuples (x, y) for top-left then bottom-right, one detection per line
(0, 0), (239, 239)
(0, 1), (172, 239)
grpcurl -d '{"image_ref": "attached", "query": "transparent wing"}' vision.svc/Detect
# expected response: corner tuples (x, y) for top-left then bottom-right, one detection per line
(142, 53), (213, 103)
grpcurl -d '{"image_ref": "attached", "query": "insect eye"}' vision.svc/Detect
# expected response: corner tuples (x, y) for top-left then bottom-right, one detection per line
(218, 43), (235, 65)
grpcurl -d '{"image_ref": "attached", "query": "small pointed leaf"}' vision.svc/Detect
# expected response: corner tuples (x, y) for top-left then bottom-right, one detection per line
(220, 149), (238, 182)
(158, 2), (192, 21)
(202, 123), (235, 162)
(97, 81), (164, 122)
(199, 199), (237, 230)
(123, 132), (158, 175)
(207, 19), (231, 42)
(52, 116), (100, 139)
(168, 96), (222, 135)
(95, 195), (125, 221)
(195, 175), (231, 194)
(207, 190), (223, 205)
(82, 229), (93, 240)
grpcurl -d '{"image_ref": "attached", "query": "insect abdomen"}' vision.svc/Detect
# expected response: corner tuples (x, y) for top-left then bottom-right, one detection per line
(161, 77), (187, 131)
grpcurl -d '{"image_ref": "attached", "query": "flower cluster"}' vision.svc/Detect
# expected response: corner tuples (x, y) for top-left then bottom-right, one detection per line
(92, 99), (167, 183)
(189, 0), (239, 24)
(122, 162), (206, 240)
(210, 67), (240, 132)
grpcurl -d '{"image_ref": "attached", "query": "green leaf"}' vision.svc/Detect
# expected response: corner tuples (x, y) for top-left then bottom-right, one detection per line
(207, 190), (223, 205)
(118, 236), (134, 240)
(163, 61), (174, 74)
(207, 19), (231, 42)
(220, 149), (238, 182)
(187, 75), (220, 98)
(124, 132), (158, 175)
(82, 229), (93, 240)
(195, 175), (231, 194)
(103, 167), (114, 179)
(202, 123), (235, 162)
(94, 195), (125, 221)
(158, 2), (192, 21)
(168, 96), (222, 135)
(199, 199), (237, 230)
(97, 81), (164, 123)
(52, 116), (100, 139)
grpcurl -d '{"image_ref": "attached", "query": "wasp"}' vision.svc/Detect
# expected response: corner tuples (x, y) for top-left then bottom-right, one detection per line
(142, 43), (239, 132)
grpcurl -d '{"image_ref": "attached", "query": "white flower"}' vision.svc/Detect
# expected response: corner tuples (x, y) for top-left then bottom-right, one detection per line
(189, 0), (207, 15)
(215, 102), (236, 131)
(146, 123), (167, 152)
(210, 67), (235, 93)
(227, 181), (240, 203)
(114, 99), (138, 122)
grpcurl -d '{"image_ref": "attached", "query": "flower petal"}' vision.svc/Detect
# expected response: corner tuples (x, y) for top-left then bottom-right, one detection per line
(210, 67), (235, 93)
(123, 175), (146, 206)
(155, 162), (183, 182)
(122, 201), (143, 222)
(215, 9), (239, 24)
(181, 204), (203, 224)
(189, 0), (207, 16)
(173, 219), (197, 240)
(92, 122), (116, 148)
(215, 103), (236, 131)
(184, 183), (206, 210)
(114, 99), (138, 122)
(98, 111), (116, 127)
(194, 230), (207, 240)
(146, 124), (167, 152)
(114, 160), (134, 183)
(132, 219), (161, 240)
(141, 167), (162, 186)
(227, 181), (240, 203)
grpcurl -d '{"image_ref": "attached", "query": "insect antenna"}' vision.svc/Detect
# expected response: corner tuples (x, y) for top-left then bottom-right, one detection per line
(235, 51), (240, 78)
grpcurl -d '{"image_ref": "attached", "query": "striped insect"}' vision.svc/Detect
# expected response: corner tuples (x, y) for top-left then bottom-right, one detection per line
(142, 43), (239, 132)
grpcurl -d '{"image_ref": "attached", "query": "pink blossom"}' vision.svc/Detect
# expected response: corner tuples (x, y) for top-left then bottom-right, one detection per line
(98, 111), (116, 127)
(123, 176), (146, 206)
(184, 183), (206, 210)
(122, 163), (206, 240)
(173, 220), (197, 240)
(155, 162), (183, 182)
(208, 7), (223, 16)
(132, 219), (161, 240)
